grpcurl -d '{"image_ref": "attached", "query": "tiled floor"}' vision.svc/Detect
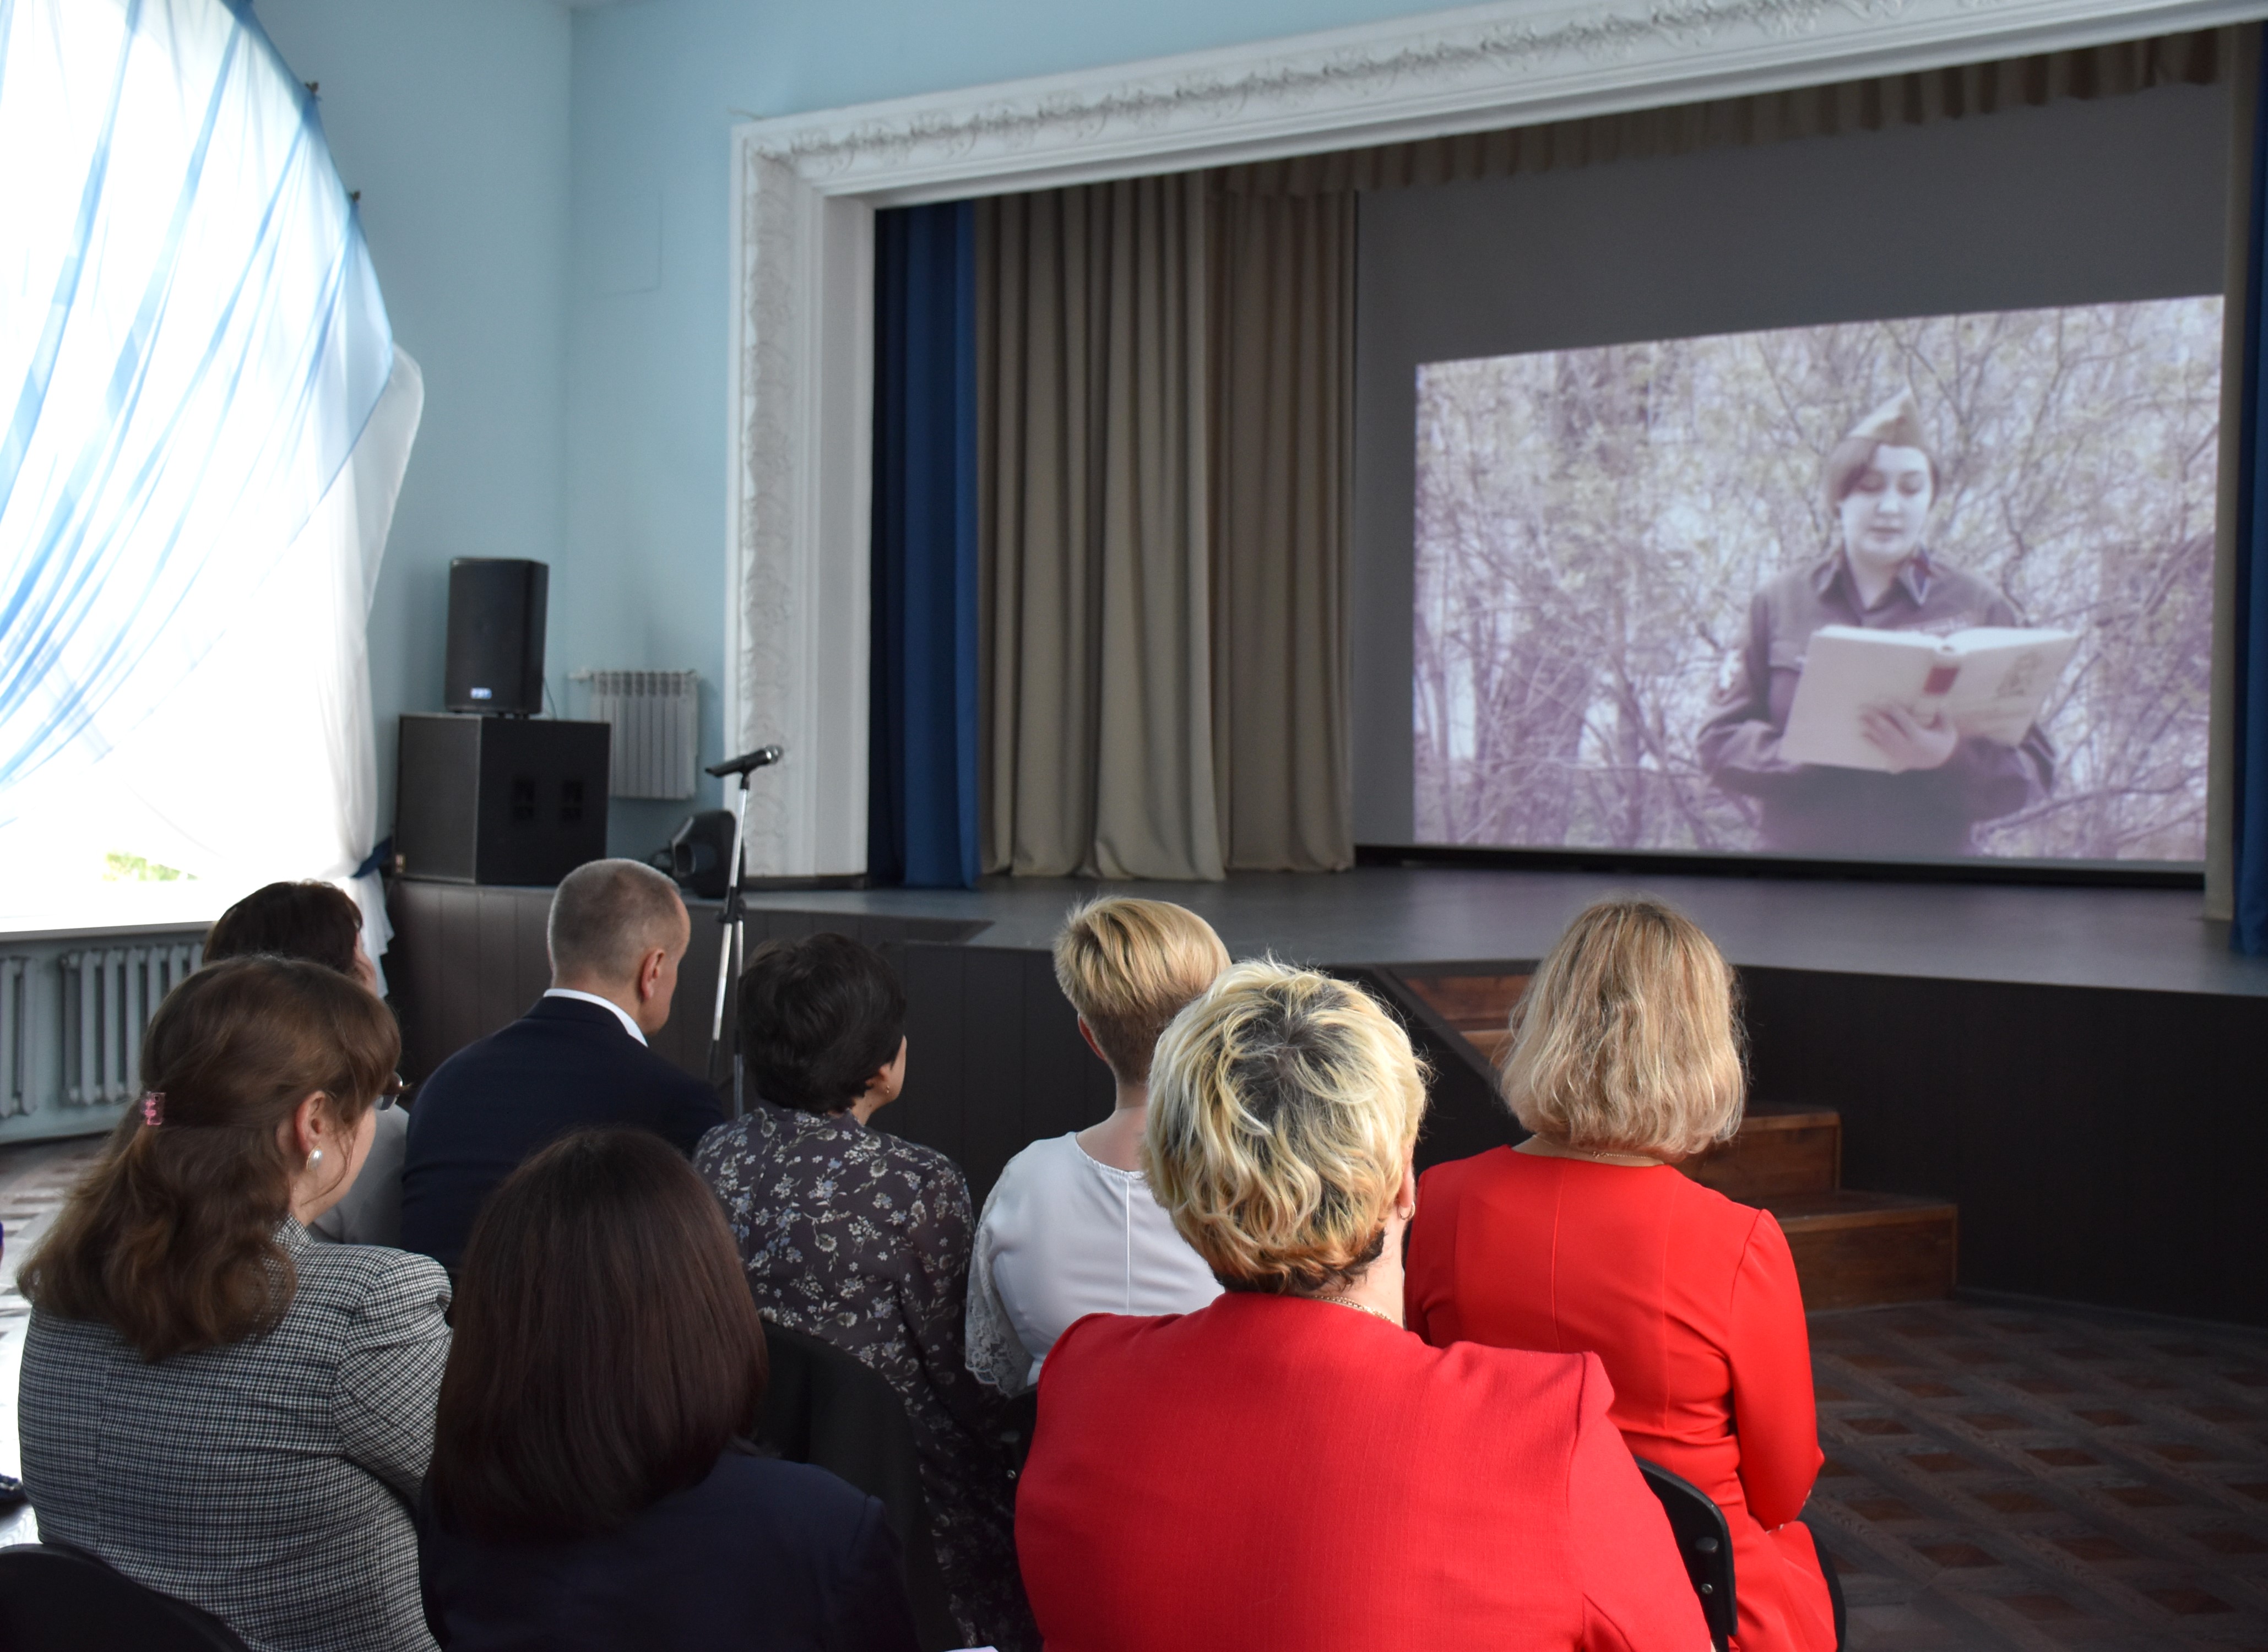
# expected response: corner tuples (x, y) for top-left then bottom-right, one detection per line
(1809, 1301), (2268, 1651)
(0, 1137), (2258, 1651)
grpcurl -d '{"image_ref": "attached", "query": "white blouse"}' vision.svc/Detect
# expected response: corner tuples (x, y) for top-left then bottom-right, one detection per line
(964, 1131), (1223, 1395)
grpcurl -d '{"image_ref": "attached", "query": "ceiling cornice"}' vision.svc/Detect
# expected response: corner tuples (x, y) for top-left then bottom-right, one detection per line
(734, 0), (2261, 205)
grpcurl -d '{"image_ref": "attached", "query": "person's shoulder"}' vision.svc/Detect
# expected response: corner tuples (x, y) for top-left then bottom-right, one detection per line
(1426, 1334), (1599, 1418)
(1419, 1143), (1520, 1200)
(1924, 557), (2005, 600)
(1752, 560), (1826, 607)
(986, 1132), (1081, 1202)
(870, 1126), (970, 1192)
(701, 1450), (882, 1540)
(288, 1232), (451, 1312)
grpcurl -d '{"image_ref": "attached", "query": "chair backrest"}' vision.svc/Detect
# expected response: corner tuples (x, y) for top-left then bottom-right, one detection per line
(0, 1543), (251, 1652)
(1632, 1457), (1738, 1652)
(754, 1316), (959, 1652)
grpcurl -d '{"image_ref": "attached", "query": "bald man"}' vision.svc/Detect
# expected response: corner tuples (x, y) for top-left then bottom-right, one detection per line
(399, 858), (724, 1272)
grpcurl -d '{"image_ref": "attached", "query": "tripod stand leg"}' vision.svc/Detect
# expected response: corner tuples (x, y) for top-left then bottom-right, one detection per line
(709, 776), (753, 1068)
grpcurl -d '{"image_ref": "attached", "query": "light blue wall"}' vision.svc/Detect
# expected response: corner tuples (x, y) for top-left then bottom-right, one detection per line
(564, 0), (1458, 857)
(254, 0), (573, 839)
(261, 0), (1461, 861)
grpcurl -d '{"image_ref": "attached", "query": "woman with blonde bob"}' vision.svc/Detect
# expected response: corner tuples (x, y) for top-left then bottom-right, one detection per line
(1016, 960), (1705, 1652)
(1405, 896), (1841, 1652)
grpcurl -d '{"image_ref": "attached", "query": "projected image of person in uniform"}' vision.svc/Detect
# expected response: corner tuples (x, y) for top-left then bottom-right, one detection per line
(1697, 390), (2053, 857)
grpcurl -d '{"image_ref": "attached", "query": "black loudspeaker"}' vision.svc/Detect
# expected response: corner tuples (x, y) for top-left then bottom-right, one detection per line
(445, 558), (548, 715)
(395, 714), (609, 885)
(667, 809), (739, 899)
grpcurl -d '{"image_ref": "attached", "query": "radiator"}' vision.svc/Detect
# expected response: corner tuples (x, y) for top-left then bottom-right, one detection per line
(60, 944), (202, 1107)
(0, 957), (27, 1118)
(580, 670), (699, 800)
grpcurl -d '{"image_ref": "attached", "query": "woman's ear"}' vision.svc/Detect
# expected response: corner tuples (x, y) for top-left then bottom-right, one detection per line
(1076, 1017), (1107, 1066)
(287, 1091), (329, 1158)
(1394, 1155), (1419, 1221)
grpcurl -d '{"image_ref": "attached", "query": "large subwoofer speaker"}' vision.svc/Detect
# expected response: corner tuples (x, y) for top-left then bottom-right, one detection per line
(445, 558), (548, 715)
(395, 714), (610, 885)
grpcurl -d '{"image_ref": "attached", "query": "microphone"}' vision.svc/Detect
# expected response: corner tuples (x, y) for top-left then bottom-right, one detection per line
(706, 745), (784, 779)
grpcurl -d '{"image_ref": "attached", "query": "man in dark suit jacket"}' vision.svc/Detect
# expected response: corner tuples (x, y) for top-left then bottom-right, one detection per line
(400, 858), (724, 1271)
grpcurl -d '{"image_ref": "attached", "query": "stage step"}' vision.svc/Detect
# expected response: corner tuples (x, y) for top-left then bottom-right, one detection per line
(1767, 1191), (1959, 1312)
(1400, 971), (1531, 1032)
(1684, 1104), (1841, 1201)
(1383, 963), (1957, 1313)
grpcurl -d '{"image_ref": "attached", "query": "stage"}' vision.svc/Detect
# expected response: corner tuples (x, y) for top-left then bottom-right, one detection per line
(734, 865), (2268, 999)
(389, 863), (2268, 1328)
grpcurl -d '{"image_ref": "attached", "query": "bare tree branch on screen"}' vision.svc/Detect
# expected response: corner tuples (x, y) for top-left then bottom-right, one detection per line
(1412, 299), (2220, 861)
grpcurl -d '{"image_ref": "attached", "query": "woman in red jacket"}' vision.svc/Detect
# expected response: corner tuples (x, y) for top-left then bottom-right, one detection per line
(1405, 897), (1840, 1652)
(1016, 961), (1706, 1652)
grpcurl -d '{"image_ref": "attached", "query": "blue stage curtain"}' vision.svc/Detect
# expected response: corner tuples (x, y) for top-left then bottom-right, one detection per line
(869, 202), (980, 889)
(2237, 44), (2268, 954)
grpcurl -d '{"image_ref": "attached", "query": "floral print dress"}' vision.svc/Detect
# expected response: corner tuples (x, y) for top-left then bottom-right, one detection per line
(696, 1103), (1032, 1651)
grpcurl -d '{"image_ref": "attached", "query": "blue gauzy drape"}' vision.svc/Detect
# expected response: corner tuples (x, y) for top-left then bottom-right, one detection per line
(0, 0), (392, 801)
(2235, 44), (2268, 954)
(869, 202), (980, 889)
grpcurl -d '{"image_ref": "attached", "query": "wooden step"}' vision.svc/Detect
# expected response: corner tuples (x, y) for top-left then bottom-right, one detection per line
(1767, 1191), (1957, 1312)
(1682, 1104), (1841, 1201)
(1401, 972), (1529, 1032)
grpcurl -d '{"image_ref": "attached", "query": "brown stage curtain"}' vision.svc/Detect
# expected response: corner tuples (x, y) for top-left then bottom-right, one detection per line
(976, 176), (1222, 879)
(1216, 28), (2228, 195)
(1208, 189), (1356, 870)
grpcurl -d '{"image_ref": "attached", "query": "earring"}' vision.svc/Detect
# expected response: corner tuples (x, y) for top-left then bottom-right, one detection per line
(308, 1148), (324, 1168)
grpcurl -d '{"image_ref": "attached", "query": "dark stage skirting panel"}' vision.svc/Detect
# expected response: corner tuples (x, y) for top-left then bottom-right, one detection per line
(389, 869), (2268, 1327)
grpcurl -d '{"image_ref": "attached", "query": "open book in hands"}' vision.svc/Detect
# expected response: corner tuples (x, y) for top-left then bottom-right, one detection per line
(1778, 624), (2077, 771)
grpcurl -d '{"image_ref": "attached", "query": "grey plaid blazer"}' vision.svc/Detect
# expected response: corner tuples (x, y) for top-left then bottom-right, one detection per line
(20, 1221), (451, 1652)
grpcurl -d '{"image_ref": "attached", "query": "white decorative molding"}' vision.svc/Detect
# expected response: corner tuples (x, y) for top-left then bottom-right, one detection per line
(725, 153), (873, 878)
(737, 0), (2262, 204)
(728, 0), (2259, 875)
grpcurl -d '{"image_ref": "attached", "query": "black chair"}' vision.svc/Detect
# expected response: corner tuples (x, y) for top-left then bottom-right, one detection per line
(0, 1543), (250, 1652)
(1633, 1457), (1737, 1652)
(754, 1316), (959, 1652)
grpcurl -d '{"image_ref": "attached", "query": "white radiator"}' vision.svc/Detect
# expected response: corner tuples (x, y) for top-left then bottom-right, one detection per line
(60, 944), (202, 1107)
(0, 957), (28, 1118)
(580, 670), (699, 800)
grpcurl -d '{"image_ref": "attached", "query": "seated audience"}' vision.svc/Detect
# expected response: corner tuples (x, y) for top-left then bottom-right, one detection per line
(419, 1129), (919, 1652)
(697, 934), (1029, 1652)
(19, 956), (449, 1652)
(1404, 895), (1838, 1652)
(1017, 961), (1706, 1651)
(964, 896), (1225, 1395)
(399, 858), (721, 1272)
(205, 878), (407, 1246)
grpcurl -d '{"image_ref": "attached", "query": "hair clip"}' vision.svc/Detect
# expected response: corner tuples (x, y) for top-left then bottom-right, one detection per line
(140, 1091), (165, 1127)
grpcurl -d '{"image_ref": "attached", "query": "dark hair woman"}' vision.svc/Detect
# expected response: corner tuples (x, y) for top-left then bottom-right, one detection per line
(419, 1128), (918, 1652)
(19, 955), (447, 1652)
(205, 878), (406, 1246)
(204, 878), (376, 987)
(698, 935), (1030, 1651)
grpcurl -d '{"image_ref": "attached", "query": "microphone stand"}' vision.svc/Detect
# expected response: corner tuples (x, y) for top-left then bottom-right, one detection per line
(703, 746), (783, 1096)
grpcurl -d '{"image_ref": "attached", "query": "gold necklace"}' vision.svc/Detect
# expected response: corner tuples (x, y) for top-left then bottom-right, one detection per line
(1317, 1295), (1403, 1329)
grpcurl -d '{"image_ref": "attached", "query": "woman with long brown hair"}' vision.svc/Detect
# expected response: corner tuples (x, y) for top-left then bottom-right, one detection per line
(417, 1128), (918, 1651)
(19, 954), (449, 1652)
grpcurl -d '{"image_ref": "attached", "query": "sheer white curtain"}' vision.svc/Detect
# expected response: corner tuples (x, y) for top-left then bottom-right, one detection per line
(0, 0), (414, 968)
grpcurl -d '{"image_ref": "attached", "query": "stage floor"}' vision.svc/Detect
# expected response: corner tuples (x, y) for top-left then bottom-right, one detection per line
(740, 866), (2268, 998)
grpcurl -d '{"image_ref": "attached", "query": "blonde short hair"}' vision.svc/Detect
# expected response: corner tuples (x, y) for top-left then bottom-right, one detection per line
(1052, 897), (1230, 1083)
(1500, 896), (1745, 1161)
(1143, 962), (1427, 1296)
